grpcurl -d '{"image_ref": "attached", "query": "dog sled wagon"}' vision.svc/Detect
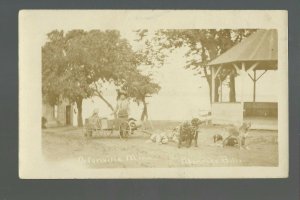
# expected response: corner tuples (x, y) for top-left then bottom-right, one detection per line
(83, 115), (138, 139)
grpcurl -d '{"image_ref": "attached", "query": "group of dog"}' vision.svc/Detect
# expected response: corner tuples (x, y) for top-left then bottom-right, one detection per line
(172, 118), (252, 149)
(147, 118), (203, 145)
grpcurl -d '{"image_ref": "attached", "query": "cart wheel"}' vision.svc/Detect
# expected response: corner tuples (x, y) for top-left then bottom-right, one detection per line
(119, 121), (131, 139)
(128, 121), (136, 134)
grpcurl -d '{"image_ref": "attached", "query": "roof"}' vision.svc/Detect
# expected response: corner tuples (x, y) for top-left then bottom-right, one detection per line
(208, 29), (278, 70)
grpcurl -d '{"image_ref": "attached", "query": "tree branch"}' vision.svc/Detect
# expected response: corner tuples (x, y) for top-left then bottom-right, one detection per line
(93, 82), (115, 112)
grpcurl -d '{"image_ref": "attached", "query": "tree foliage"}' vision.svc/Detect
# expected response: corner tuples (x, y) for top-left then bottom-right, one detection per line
(121, 69), (161, 120)
(42, 29), (140, 126)
(136, 29), (256, 103)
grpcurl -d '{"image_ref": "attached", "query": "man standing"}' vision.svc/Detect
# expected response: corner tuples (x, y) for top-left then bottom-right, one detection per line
(115, 90), (130, 119)
(115, 90), (131, 138)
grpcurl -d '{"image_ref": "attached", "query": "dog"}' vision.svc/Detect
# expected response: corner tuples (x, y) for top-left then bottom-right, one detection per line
(178, 118), (201, 148)
(213, 134), (223, 143)
(223, 137), (239, 147)
(222, 122), (251, 149)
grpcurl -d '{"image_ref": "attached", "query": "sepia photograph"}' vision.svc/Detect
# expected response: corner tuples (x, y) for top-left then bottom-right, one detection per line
(19, 10), (288, 178)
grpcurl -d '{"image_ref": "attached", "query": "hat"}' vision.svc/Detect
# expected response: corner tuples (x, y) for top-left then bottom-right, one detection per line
(118, 89), (127, 96)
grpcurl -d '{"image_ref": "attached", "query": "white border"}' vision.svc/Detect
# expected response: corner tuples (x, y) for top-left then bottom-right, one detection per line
(19, 10), (288, 179)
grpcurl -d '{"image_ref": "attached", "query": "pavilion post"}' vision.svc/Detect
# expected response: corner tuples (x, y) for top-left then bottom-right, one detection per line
(219, 76), (222, 102)
(211, 66), (215, 103)
(240, 63), (247, 123)
(245, 62), (258, 103)
(253, 70), (256, 102)
(240, 63), (246, 104)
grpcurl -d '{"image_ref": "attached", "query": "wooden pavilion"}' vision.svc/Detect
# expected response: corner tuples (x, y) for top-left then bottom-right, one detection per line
(207, 29), (278, 129)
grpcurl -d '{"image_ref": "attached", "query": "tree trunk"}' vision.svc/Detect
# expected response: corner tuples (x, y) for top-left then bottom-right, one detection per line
(76, 97), (83, 127)
(214, 79), (220, 102)
(204, 66), (212, 104)
(229, 73), (236, 102)
(140, 98), (148, 121)
(208, 81), (212, 104)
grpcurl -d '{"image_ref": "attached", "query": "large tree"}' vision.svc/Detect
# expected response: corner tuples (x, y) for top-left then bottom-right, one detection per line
(121, 69), (161, 121)
(86, 30), (140, 116)
(42, 29), (139, 126)
(136, 29), (256, 103)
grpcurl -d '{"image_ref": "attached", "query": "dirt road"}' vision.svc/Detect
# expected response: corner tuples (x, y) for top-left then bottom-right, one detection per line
(42, 123), (278, 168)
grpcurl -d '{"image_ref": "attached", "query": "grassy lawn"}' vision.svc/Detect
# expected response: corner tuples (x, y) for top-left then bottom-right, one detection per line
(42, 121), (278, 168)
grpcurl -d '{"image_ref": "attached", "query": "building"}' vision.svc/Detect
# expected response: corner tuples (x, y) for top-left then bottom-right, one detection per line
(42, 97), (76, 127)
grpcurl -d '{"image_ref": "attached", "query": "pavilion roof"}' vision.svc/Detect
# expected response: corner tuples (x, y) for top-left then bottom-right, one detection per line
(208, 29), (278, 70)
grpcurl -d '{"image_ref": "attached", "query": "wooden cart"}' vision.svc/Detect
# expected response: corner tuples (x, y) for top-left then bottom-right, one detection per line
(83, 117), (136, 139)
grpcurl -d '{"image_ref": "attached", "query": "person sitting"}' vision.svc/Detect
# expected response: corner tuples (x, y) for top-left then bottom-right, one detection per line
(86, 109), (101, 137)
